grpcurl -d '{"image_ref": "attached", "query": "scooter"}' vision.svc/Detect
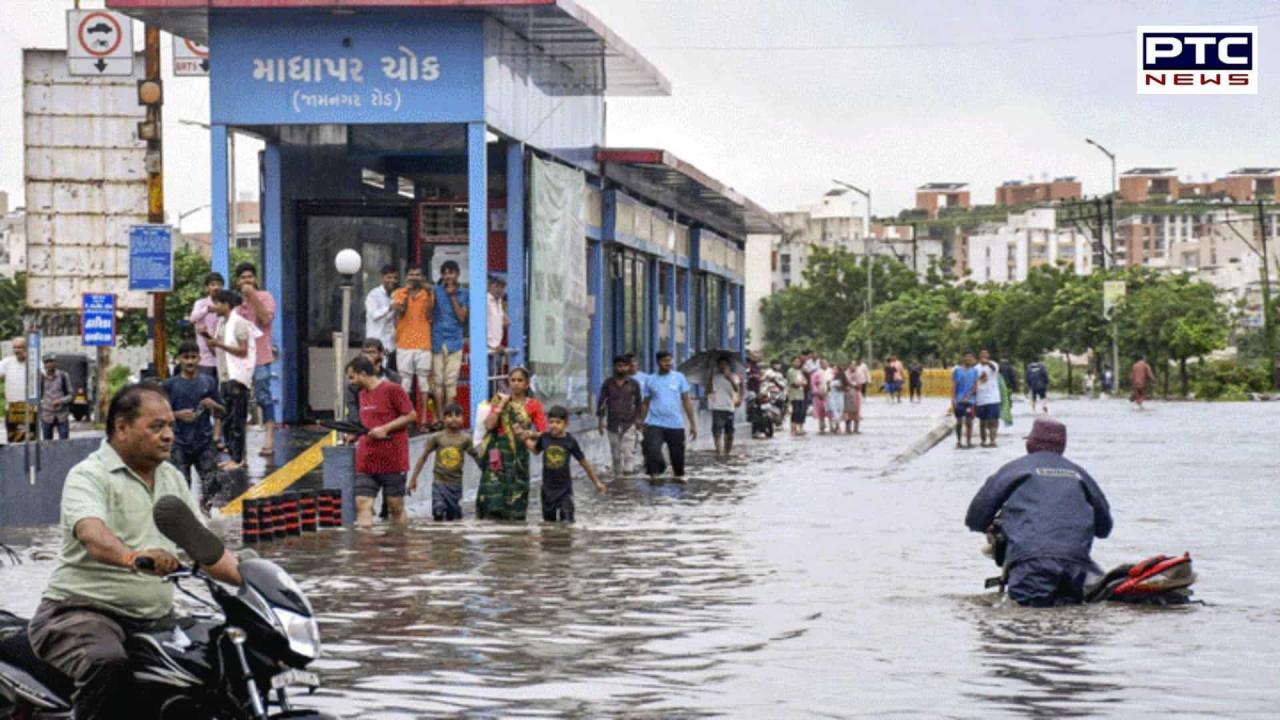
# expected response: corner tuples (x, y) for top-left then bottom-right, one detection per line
(0, 498), (334, 719)
(982, 518), (1197, 605)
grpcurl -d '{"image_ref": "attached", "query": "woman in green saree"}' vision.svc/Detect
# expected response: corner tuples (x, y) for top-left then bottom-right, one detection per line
(475, 367), (547, 521)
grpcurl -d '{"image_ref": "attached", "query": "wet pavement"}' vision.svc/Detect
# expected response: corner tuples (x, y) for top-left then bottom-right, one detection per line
(3, 397), (1279, 717)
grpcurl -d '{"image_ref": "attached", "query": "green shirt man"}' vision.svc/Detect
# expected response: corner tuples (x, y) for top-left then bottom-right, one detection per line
(43, 439), (202, 619)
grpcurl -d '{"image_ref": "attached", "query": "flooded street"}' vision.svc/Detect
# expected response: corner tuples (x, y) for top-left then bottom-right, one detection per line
(4, 398), (1280, 717)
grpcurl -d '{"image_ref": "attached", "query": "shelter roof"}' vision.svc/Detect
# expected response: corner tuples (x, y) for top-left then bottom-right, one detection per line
(106, 0), (669, 96)
(596, 148), (782, 240)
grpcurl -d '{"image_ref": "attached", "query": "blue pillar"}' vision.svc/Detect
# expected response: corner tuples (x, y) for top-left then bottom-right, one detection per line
(466, 123), (488, 420)
(210, 125), (229, 278)
(262, 141), (285, 423)
(588, 239), (604, 395)
(689, 228), (702, 357)
(681, 272), (694, 362)
(736, 284), (746, 354)
(506, 143), (525, 367)
(718, 278), (729, 352)
(666, 261), (677, 355)
(646, 257), (658, 367)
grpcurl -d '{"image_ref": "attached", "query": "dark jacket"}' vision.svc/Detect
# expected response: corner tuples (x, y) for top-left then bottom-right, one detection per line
(965, 451), (1112, 567)
(1025, 362), (1049, 391)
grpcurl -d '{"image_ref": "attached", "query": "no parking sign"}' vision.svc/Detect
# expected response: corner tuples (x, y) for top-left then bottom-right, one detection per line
(66, 9), (134, 76)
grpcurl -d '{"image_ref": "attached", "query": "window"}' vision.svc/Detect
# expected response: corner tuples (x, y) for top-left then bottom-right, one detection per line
(705, 275), (723, 350)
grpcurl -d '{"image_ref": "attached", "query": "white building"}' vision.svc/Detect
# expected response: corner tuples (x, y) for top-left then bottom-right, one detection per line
(744, 232), (780, 349)
(965, 207), (1093, 283)
(774, 189), (869, 289)
(0, 192), (25, 278)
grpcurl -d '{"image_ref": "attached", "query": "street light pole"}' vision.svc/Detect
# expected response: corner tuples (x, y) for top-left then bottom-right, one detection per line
(334, 250), (362, 424)
(833, 179), (873, 361)
(1086, 138), (1122, 394)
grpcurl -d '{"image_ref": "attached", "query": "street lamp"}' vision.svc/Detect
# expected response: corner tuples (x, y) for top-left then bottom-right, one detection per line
(833, 178), (873, 361)
(334, 249), (362, 422)
(1086, 138), (1121, 396)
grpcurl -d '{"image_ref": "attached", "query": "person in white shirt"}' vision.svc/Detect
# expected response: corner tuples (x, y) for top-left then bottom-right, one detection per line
(708, 355), (741, 457)
(203, 290), (260, 470)
(364, 264), (399, 371)
(1, 336), (33, 444)
(974, 349), (1003, 448)
(486, 274), (510, 389)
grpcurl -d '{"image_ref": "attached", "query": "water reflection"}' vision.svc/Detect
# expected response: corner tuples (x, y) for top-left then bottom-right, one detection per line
(961, 597), (1126, 717)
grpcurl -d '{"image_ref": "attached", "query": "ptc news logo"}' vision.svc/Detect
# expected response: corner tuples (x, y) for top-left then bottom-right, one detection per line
(1137, 26), (1257, 94)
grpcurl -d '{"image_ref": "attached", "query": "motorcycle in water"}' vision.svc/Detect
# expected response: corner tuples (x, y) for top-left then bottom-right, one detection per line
(0, 497), (335, 719)
(981, 517), (1198, 605)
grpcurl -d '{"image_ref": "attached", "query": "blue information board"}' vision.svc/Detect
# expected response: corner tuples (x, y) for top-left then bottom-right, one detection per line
(128, 224), (173, 292)
(82, 293), (116, 347)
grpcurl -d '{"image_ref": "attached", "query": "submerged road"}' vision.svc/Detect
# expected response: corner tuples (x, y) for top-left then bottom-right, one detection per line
(3, 397), (1279, 717)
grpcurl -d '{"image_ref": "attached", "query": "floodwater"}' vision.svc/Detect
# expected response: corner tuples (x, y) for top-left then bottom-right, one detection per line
(3, 398), (1279, 718)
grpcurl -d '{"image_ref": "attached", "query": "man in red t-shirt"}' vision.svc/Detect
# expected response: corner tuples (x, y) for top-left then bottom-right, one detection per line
(345, 356), (416, 528)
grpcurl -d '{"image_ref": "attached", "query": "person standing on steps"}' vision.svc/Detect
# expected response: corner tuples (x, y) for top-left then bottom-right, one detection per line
(364, 264), (400, 372)
(393, 265), (435, 425)
(431, 261), (470, 421)
(233, 263), (277, 459)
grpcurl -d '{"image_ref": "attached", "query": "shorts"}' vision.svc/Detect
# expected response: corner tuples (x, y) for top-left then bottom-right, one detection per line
(790, 400), (806, 425)
(432, 482), (463, 521)
(886, 381), (902, 393)
(1030, 387), (1047, 401)
(541, 487), (575, 523)
(712, 409), (735, 437)
(976, 403), (1001, 421)
(398, 349), (432, 393)
(252, 364), (275, 416)
(953, 401), (974, 419)
(431, 349), (464, 398)
(354, 472), (407, 499)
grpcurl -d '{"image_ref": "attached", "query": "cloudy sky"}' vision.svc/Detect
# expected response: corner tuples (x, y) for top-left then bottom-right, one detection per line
(2, 0), (1278, 228)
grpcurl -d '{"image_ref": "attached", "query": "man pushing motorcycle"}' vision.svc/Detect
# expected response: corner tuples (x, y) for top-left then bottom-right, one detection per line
(965, 417), (1113, 607)
(27, 384), (242, 719)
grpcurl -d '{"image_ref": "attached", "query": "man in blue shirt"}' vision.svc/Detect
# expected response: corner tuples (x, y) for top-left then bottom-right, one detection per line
(431, 260), (469, 420)
(638, 351), (698, 481)
(951, 351), (979, 449)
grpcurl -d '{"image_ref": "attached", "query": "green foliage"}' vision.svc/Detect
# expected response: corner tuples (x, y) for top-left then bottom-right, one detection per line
(0, 272), (24, 340)
(1191, 360), (1270, 400)
(844, 289), (953, 362)
(107, 364), (133, 399)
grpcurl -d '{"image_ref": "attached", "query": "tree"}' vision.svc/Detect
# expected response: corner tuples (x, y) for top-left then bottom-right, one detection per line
(843, 289), (952, 362)
(0, 272), (25, 340)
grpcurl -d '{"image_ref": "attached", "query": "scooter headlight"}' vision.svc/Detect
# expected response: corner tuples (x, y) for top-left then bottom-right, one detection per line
(271, 606), (321, 660)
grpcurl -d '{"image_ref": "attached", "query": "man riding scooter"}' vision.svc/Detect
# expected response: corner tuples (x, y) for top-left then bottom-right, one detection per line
(964, 417), (1113, 607)
(27, 384), (242, 719)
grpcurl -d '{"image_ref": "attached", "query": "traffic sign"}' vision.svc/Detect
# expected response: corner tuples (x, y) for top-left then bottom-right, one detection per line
(25, 333), (40, 405)
(173, 35), (209, 77)
(128, 224), (174, 292)
(66, 9), (134, 77)
(82, 294), (117, 347)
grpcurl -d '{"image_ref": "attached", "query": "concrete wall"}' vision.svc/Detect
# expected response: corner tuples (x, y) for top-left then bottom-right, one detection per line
(0, 436), (100, 527)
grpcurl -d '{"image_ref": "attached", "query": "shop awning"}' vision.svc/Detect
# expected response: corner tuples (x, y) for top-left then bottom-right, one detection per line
(106, 0), (670, 96)
(597, 148), (782, 240)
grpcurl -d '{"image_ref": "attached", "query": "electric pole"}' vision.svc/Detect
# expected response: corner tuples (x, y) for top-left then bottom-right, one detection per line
(144, 26), (167, 378)
(1257, 201), (1277, 389)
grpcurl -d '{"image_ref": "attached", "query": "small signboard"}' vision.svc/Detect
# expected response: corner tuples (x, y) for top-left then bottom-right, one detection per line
(82, 294), (117, 347)
(66, 9), (134, 76)
(25, 333), (40, 404)
(1103, 280), (1127, 319)
(128, 224), (174, 292)
(173, 35), (209, 77)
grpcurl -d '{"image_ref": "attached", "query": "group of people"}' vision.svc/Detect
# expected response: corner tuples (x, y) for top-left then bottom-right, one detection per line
(363, 261), (511, 424)
(782, 354), (870, 436)
(0, 336), (86, 443)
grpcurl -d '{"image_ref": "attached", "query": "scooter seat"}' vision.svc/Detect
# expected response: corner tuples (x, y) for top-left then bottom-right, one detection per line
(0, 628), (73, 709)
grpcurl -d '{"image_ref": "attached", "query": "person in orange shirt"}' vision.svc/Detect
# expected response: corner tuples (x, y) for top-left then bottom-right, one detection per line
(392, 266), (435, 421)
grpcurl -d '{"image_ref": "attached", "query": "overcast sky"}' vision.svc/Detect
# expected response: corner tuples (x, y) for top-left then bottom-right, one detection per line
(3, 0), (1278, 229)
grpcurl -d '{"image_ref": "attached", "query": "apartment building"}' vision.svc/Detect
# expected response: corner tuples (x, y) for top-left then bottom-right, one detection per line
(964, 208), (1093, 283)
(915, 182), (970, 219)
(1119, 168), (1179, 204)
(0, 193), (25, 278)
(773, 189), (868, 289)
(994, 177), (1082, 206)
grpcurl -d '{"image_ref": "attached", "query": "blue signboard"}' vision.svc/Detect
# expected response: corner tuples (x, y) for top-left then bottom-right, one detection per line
(209, 11), (484, 126)
(82, 294), (116, 347)
(128, 224), (173, 292)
